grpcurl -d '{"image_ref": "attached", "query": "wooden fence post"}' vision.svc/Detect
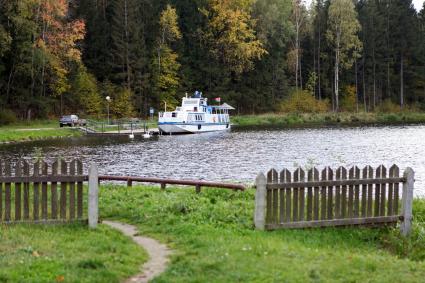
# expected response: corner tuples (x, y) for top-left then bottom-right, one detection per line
(400, 167), (414, 236)
(254, 173), (267, 230)
(88, 163), (99, 229)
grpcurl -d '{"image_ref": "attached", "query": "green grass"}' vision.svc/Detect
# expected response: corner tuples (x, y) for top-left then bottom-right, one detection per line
(100, 185), (425, 282)
(232, 112), (425, 128)
(0, 120), (81, 143)
(0, 128), (81, 143)
(0, 223), (147, 283)
(0, 119), (58, 130)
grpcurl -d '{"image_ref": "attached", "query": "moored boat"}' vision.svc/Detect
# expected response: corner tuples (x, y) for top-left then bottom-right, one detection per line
(158, 91), (234, 134)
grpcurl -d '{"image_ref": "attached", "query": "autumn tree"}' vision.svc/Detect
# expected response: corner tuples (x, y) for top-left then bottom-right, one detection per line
(327, 0), (362, 111)
(152, 5), (182, 109)
(290, 0), (306, 90)
(71, 66), (102, 116)
(202, 0), (267, 76)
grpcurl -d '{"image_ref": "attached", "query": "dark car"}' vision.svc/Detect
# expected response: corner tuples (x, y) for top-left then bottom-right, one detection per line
(59, 115), (86, 127)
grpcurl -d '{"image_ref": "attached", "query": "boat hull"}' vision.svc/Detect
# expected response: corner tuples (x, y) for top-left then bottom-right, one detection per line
(158, 123), (230, 134)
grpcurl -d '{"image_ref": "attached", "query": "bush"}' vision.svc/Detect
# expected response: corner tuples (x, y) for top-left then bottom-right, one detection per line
(340, 85), (357, 112)
(279, 90), (329, 113)
(376, 99), (401, 113)
(72, 67), (102, 117)
(110, 88), (135, 118)
(0, 109), (17, 125)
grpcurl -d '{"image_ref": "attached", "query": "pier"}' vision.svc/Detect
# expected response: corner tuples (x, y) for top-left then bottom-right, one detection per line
(82, 119), (160, 136)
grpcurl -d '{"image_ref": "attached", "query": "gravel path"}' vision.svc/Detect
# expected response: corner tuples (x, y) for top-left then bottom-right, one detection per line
(103, 220), (172, 283)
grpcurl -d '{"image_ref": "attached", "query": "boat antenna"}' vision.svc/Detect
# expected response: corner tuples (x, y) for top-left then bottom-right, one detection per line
(185, 92), (188, 98)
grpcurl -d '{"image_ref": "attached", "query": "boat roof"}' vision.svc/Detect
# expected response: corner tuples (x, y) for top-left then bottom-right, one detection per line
(211, 103), (235, 110)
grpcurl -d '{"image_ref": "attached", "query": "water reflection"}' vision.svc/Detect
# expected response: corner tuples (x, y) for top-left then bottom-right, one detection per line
(0, 125), (424, 195)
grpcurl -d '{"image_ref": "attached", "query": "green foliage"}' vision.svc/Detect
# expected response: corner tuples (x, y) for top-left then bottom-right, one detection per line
(0, 109), (17, 125)
(280, 90), (329, 113)
(305, 71), (318, 94)
(376, 99), (402, 113)
(326, 0), (362, 68)
(1, 0), (425, 117)
(152, 5), (182, 109)
(72, 67), (102, 117)
(110, 88), (135, 118)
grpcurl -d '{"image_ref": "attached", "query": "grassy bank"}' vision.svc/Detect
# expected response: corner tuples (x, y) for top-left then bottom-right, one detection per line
(0, 224), (147, 282)
(0, 120), (81, 143)
(232, 112), (425, 128)
(100, 185), (425, 282)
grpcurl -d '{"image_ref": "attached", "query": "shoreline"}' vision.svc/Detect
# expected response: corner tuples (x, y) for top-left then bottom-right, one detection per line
(231, 112), (425, 129)
(2, 112), (425, 144)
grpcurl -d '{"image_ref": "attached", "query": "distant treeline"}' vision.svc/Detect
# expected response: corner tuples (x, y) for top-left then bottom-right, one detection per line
(0, 0), (424, 120)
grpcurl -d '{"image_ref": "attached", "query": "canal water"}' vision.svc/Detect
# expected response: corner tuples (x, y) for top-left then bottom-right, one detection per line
(1, 125), (424, 195)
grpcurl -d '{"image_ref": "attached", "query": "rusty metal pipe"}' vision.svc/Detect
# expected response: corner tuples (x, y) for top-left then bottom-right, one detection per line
(98, 175), (246, 191)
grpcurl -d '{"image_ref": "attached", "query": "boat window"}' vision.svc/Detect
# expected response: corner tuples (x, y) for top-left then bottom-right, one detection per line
(194, 107), (198, 112)
(172, 112), (177, 118)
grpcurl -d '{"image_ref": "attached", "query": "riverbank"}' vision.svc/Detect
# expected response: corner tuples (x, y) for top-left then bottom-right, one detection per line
(232, 112), (425, 128)
(0, 223), (147, 282)
(0, 121), (82, 143)
(100, 184), (425, 282)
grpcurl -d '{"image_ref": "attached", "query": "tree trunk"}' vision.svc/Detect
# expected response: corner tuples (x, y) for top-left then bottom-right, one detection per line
(124, 0), (131, 90)
(335, 49), (339, 112)
(372, 48), (376, 110)
(362, 56), (367, 112)
(318, 22), (321, 100)
(400, 54), (404, 108)
(355, 59), (358, 112)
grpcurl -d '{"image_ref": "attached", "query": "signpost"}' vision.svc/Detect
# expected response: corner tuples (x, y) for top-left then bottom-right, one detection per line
(150, 107), (154, 120)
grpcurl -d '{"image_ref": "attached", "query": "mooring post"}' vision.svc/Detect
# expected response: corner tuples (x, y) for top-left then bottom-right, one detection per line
(400, 167), (414, 236)
(88, 163), (99, 229)
(254, 173), (267, 230)
(195, 184), (201, 194)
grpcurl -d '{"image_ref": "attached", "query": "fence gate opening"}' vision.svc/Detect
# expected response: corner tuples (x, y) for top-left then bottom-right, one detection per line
(254, 165), (414, 235)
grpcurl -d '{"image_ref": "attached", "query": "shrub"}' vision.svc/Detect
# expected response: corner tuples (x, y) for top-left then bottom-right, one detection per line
(0, 109), (17, 125)
(340, 85), (357, 112)
(376, 99), (401, 113)
(72, 67), (102, 117)
(110, 88), (135, 118)
(279, 90), (329, 113)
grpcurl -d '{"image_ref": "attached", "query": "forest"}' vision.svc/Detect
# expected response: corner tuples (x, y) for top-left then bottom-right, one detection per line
(0, 0), (424, 120)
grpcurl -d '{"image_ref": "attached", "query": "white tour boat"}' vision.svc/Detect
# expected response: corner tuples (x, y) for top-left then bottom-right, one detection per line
(158, 91), (234, 134)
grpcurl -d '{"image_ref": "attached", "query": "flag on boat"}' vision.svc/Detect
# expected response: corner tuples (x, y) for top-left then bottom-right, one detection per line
(214, 97), (221, 102)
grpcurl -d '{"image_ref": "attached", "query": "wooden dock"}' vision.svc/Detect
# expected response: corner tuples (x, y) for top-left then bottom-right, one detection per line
(81, 119), (160, 136)
(85, 128), (160, 136)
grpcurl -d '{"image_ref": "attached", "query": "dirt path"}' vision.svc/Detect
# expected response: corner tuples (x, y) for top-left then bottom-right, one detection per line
(103, 220), (172, 283)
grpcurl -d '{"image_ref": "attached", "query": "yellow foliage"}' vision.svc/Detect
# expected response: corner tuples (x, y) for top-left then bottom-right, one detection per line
(202, 0), (267, 74)
(340, 85), (356, 112)
(280, 90), (330, 113)
(376, 99), (402, 113)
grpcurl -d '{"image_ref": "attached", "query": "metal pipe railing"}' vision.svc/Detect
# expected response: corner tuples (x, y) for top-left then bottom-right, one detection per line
(98, 175), (246, 192)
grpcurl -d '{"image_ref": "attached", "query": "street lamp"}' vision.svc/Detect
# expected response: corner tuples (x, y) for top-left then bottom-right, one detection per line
(106, 96), (111, 125)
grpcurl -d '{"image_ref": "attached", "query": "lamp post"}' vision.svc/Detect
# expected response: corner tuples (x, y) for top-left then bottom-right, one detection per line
(106, 96), (111, 125)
